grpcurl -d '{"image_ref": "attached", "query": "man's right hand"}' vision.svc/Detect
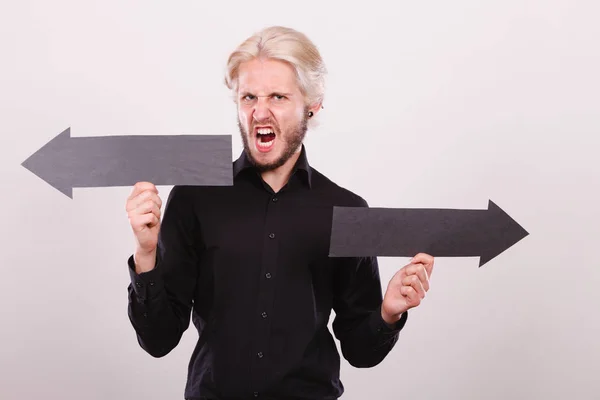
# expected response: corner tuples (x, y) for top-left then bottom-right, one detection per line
(126, 181), (163, 273)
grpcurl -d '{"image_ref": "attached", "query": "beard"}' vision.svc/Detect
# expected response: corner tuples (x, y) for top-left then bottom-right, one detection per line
(238, 110), (309, 172)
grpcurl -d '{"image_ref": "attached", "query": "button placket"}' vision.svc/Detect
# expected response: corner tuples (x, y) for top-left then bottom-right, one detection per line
(251, 192), (279, 389)
(134, 281), (148, 303)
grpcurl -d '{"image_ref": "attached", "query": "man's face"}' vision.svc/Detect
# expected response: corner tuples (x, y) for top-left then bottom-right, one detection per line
(236, 58), (310, 172)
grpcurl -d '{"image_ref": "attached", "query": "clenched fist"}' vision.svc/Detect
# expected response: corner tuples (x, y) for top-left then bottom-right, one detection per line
(381, 253), (434, 325)
(126, 181), (163, 273)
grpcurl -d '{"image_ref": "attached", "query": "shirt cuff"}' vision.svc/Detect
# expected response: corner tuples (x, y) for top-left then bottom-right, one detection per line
(127, 254), (164, 302)
(369, 305), (408, 336)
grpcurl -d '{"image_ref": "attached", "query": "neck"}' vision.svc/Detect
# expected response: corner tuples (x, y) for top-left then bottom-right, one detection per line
(261, 150), (302, 193)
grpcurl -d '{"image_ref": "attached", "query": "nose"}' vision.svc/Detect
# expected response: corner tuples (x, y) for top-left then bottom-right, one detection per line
(252, 97), (271, 122)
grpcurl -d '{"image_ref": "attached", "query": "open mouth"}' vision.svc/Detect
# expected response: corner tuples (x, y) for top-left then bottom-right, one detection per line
(255, 127), (276, 151)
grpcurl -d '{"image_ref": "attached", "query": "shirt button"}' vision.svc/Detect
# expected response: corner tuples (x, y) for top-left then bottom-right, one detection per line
(253, 392), (259, 397)
(261, 311), (267, 318)
(269, 233), (275, 239)
(265, 272), (272, 279)
(257, 351), (263, 358)
(272, 197), (278, 202)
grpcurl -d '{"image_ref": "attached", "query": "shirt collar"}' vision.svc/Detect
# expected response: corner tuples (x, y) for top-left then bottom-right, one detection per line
(233, 144), (313, 188)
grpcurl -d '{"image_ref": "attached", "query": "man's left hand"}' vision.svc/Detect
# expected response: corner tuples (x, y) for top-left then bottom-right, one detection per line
(381, 253), (435, 325)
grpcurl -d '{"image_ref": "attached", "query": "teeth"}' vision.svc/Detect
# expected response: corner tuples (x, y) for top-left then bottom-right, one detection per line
(257, 138), (274, 147)
(256, 127), (275, 148)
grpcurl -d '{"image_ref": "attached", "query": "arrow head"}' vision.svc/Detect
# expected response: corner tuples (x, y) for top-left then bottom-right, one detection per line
(478, 200), (529, 267)
(21, 127), (73, 198)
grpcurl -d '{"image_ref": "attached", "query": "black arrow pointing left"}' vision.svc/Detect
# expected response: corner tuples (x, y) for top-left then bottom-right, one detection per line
(21, 127), (233, 198)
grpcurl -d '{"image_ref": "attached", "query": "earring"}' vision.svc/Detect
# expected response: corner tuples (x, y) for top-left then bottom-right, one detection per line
(308, 111), (314, 118)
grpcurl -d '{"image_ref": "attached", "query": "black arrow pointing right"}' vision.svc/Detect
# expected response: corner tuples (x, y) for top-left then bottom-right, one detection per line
(328, 200), (529, 267)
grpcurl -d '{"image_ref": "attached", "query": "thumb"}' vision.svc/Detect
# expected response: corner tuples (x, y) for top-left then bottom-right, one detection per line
(390, 265), (407, 285)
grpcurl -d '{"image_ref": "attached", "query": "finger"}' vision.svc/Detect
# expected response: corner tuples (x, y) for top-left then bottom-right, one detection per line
(411, 253), (433, 265)
(129, 199), (161, 220)
(128, 182), (158, 201)
(127, 199), (160, 218)
(390, 264), (408, 285)
(400, 285), (413, 297)
(130, 213), (160, 232)
(127, 190), (162, 212)
(411, 253), (435, 277)
(402, 274), (426, 299)
(130, 189), (162, 210)
(404, 263), (430, 291)
(400, 285), (420, 305)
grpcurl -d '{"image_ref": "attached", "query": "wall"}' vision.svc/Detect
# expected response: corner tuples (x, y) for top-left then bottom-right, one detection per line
(2, 1), (599, 399)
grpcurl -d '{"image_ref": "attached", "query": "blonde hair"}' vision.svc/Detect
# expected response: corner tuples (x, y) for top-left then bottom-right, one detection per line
(224, 26), (327, 109)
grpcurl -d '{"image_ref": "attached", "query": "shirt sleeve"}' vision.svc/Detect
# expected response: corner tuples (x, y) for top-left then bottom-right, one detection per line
(331, 254), (407, 368)
(127, 185), (201, 358)
(331, 196), (408, 368)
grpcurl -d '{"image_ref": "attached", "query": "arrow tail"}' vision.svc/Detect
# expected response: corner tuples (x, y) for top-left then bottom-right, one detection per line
(328, 206), (487, 258)
(69, 134), (233, 188)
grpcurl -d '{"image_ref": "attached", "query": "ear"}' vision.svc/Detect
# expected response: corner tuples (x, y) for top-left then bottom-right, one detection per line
(308, 101), (323, 117)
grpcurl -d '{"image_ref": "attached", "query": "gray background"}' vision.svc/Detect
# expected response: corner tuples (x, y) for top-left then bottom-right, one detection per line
(2, 1), (599, 399)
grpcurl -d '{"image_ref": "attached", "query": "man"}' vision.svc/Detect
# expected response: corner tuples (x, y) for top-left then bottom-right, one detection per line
(125, 26), (434, 400)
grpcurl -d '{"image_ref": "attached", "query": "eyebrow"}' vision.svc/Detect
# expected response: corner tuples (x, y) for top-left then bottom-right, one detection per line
(239, 91), (293, 97)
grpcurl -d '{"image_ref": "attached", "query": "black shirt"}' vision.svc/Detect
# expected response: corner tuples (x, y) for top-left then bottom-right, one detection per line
(127, 145), (408, 400)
